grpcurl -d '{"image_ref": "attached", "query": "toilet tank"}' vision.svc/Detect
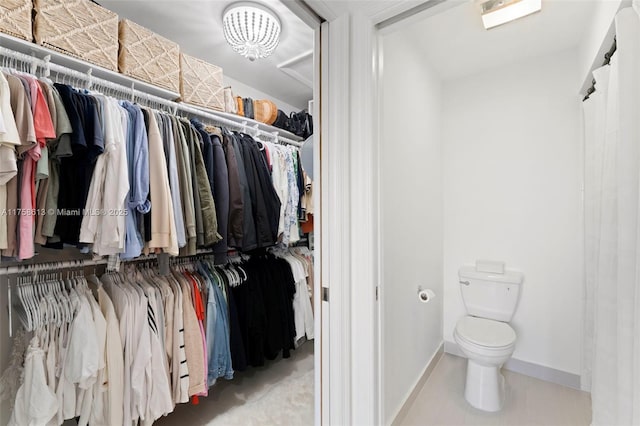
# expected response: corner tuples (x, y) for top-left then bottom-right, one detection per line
(458, 266), (524, 322)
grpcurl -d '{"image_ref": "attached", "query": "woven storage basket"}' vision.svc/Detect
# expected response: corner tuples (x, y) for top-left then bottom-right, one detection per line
(0, 0), (31, 41)
(180, 53), (224, 111)
(119, 19), (180, 93)
(254, 100), (278, 125)
(33, 0), (118, 71)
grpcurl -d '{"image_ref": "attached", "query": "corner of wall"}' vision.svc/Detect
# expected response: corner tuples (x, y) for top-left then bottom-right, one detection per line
(390, 342), (444, 426)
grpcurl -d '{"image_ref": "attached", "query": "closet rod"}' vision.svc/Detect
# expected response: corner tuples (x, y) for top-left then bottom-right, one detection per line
(583, 37), (617, 101)
(0, 46), (303, 147)
(0, 258), (107, 277)
(0, 247), (221, 276)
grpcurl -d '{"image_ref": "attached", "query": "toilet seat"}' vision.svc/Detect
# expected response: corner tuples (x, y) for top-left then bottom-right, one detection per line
(455, 316), (516, 349)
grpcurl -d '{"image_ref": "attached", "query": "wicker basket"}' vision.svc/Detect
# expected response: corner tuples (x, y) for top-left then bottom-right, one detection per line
(0, 0), (31, 41)
(33, 0), (118, 71)
(180, 53), (224, 111)
(119, 19), (180, 94)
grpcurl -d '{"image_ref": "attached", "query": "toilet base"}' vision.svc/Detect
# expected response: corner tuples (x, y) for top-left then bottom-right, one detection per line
(464, 359), (505, 412)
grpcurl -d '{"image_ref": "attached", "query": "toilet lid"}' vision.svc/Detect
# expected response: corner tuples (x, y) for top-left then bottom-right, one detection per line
(456, 316), (516, 348)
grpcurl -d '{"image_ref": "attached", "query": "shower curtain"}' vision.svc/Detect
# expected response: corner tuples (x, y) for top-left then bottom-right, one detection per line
(582, 5), (640, 426)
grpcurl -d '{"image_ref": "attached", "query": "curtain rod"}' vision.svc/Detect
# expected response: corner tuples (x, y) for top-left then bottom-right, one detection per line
(0, 45), (302, 147)
(583, 37), (617, 101)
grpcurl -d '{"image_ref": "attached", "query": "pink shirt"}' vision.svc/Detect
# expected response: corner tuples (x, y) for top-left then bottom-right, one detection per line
(18, 76), (54, 260)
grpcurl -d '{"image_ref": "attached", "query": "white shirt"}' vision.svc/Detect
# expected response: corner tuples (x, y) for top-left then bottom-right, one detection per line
(266, 143), (289, 237)
(0, 110), (6, 134)
(102, 275), (134, 426)
(96, 284), (124, 426)
(81, 286), (107, 426)
(9, 337), (58, 426)
(63, 290), (99, 388)
(0, 72), (20, 147)
(140, 279), (174, 425)
(80, 97), (129, 255)
(283, 254), (315, 341)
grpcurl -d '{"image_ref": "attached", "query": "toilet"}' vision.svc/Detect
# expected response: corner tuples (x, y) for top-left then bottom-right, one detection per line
(453, 265), (524, 412)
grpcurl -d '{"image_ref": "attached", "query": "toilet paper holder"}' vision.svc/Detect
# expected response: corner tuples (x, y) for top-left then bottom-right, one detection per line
(417, 286), (436, 303)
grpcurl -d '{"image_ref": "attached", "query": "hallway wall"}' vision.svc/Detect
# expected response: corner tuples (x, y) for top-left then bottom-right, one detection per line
(380, 30), (444, 424)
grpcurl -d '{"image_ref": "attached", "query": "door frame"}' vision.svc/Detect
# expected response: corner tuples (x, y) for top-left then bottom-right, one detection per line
(286, 4), (383, 425)
(318, 12), (381, 426)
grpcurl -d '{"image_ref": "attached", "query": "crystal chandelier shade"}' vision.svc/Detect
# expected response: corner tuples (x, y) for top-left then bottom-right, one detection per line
(222, 3), (281, 61)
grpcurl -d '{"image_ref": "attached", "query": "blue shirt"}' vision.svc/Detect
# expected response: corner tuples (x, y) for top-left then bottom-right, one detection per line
(121, 102), (150, 259)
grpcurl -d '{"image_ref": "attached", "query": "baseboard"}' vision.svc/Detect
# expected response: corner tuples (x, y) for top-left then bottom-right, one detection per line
(391, 343), (444, 426)
(443, 340), (582, 390)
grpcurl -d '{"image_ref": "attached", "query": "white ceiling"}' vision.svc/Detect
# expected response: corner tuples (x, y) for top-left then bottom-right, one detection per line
(397, 0), (598, 82)
(98, 0), (314, 109)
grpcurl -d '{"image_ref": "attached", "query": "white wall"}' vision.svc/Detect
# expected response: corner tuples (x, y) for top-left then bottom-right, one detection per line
(380, 31), (443, 424)
(442, 48), (583, 375)
(223, 75), (306, 114)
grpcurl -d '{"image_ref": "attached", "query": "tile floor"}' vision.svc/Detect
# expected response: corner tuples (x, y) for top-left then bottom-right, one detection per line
(399, 354), (592, 426)
(155, 341), (314, 425)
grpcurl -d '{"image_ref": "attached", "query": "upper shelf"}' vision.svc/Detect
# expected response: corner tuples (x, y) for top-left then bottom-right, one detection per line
(191, 106), (304, 142)
(0, 32), (179, 100)
(0, 32), (304, 142)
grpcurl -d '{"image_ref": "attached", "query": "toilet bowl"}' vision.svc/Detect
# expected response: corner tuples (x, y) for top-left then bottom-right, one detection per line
(454, 315), (516, 412)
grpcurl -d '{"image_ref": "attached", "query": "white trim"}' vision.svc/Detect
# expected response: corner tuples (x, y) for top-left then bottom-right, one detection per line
(285, 0), (324, 28)
(444, 341), (583, 390)
(376, 0), (461, 35)
(349, 12), (378, 426)
(324, 14), (352, 426)
(369, 1), (433, 25)
(320, 12), (380, 425)
(376, 28), (386, 426)
(391, 343), (444, 426)
(313, 21), (324, 426)
(304, 0), (339, 22)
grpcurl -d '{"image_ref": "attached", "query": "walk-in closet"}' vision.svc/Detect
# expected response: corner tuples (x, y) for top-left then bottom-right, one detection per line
(0, 1), (318, 424)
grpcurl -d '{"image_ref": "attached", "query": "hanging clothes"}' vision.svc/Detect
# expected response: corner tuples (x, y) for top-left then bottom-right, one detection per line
(0, 248), (314, 425)
(79, 96), (129, 255)
(53, 84), (104, 245)
(120, 101), (150, 260)
(0, 67), (311, 264)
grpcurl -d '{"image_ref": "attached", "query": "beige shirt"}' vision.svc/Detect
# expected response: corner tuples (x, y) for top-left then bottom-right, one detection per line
(174, 272), (205, 396)
(96, 286), (124, 426)
(142, 108), (178, 255)
(0, 73), (20, 250)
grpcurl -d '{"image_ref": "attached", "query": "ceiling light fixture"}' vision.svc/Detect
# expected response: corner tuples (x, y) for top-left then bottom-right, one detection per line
(222, 2), (281, 61)
(479, 0), (542, 29)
